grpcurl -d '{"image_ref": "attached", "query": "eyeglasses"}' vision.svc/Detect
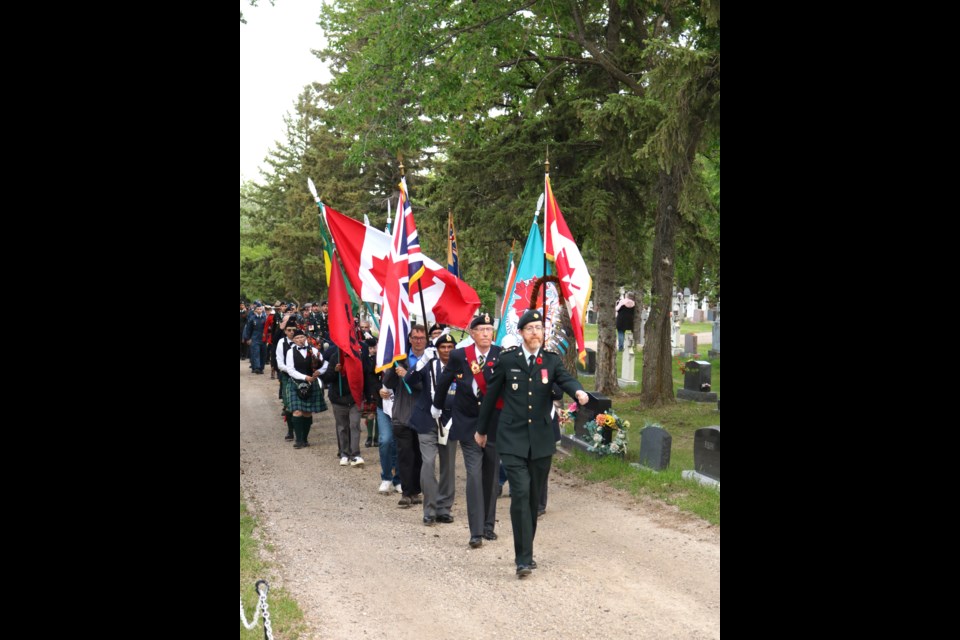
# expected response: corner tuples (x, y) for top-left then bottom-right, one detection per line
(410, 335), (427, 340)
(522, 325), (544, 333)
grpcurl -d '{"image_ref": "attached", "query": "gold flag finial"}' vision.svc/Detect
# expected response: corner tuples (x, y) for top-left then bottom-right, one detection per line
(545, 145), (550, 174)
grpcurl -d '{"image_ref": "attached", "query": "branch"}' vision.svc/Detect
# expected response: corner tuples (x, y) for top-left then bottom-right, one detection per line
(425, 0), (540, 57)
(569, 1), (645, 95)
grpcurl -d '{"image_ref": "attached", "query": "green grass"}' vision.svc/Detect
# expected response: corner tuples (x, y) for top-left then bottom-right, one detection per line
(561, 342), (720, 525)
(241, 492), (306, 639)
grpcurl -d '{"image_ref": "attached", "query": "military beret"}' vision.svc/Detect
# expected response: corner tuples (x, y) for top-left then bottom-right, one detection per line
(470, 313), (494, 329)
(292, 328), (306, 337)
(517, 309), (543, 329)
(365, 337), (378, 347)
(434, 333), (456, 346)
(428, 323), (446, 335)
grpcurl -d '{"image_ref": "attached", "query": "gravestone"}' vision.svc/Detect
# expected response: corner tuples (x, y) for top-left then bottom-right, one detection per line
(639, 307), (648, 346)
(687, 291), (698, 320)
(709, 319), (720, 357)
(576, 347), (597, 375)
(619, 331), (637, 386)
(684, 334), (698, 357)
(639, 426), (672, 471)
(573, 392), (611, 440)
(693, 309), (705, 322)
(707, 309), (716, 321)
(701, 296), (710, 313)
(693, 426), (720, 481)
(676, 360), (718, 402)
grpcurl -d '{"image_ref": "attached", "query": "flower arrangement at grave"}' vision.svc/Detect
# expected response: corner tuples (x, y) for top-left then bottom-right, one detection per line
(584, 411), (629, 456)
(557, 402), (578, 432)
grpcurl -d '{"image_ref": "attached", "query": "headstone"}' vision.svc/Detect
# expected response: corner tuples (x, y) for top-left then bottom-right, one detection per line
(576, 347), (597, 375)
(671, 315), (682, 355)
(676, 360), (717, 402)
(687, 292), (697, 320)
(639, 426), (672, 471)
(639, 307), (649, 346)
(693, 309), (705, 322)
(573, 392), (611, 440)
(707, 309), (716, 321)
(693, 426), (720, 481)
(684, 334), (698, 356)
(708, 319), (720, 357)
(619, 331), (637, 386)
(701, 296), (709, 312)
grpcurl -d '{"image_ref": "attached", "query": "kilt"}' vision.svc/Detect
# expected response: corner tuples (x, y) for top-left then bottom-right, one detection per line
(284, 377), (328, 413)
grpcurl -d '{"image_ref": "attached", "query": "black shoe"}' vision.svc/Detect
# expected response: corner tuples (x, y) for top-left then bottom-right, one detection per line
(482, 530), (497, 540)
(530, 560), (537, 569)
(497, 484), (504, 498)
(284, 433), (294, 441)
(410, 494), (423, 505)
(537, 509), (546, 518)
(435, 514), (454, 524)
(469, 536), (483, 549)
(293, 442), (304, 449)
(516, 564), (533, 578)
(423, 516), (436, 526)
(365, 438), (373, 447)
(373, 439), (379, 446)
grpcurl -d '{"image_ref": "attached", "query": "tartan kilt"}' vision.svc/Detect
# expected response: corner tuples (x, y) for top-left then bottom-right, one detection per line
(279, 373), (289, 409)
(284, 377), (328, 413)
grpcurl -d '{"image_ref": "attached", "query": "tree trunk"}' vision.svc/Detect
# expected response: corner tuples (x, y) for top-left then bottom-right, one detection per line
(690, 254), (706, 295)
(641, 169), (681, 406)
(632, 284), (644, 346)
(595, 215), (619, 396)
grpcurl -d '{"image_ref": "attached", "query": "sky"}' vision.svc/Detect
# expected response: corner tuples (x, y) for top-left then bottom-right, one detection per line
(240, 1), (331, 184)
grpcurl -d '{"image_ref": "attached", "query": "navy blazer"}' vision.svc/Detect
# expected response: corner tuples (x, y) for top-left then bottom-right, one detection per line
(405, 358), (454, 435)
(433, 345), (502, 442)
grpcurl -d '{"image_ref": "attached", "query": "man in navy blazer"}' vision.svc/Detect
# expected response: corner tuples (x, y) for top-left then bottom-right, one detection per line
(406, 333), (457, 526)
(433, 313), (502, 548)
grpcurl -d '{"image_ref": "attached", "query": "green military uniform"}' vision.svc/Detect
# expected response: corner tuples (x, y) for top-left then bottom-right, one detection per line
(477, 318), (583, 574)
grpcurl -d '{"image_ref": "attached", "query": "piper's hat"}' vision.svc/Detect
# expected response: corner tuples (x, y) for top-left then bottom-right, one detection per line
(517, 309), (543, 330)
(469, 313), (494, 329)
(292, 328), (306, 337)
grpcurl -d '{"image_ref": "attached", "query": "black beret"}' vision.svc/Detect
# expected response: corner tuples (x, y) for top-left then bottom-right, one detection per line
(365, 337), (378, 347)
(469, 313), (494, 329)
(434, 333), (456, 346)
(292, 328), (306, 337)
(517, 309), (543, 330)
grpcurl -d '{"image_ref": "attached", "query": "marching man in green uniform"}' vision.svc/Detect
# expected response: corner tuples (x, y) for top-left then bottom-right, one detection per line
(476, 309), (589, 578)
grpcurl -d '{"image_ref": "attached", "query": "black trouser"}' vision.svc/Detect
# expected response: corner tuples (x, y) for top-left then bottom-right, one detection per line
(393, 423), (422, 496)
(500, 453), (552, 566)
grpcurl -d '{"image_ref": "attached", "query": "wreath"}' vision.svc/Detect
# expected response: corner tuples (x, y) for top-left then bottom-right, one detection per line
(584, 411), (629, 456)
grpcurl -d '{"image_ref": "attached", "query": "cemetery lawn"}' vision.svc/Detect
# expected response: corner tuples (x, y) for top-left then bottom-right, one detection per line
(583, 319), (713, 344)
(558, 353), (721, 525)
(241, 491), (306, 639)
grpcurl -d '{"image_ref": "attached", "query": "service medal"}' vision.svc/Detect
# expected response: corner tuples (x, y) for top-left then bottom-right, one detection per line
(540, 368), (549, 385)
(470, 361), (481, 374)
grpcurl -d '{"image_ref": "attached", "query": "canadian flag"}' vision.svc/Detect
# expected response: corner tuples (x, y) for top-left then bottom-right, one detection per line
(544, 174), (593, 365)
(323, 205), (481, 328)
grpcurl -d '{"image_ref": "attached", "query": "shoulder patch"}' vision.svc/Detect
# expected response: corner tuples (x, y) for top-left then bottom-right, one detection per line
(501, 345), (519, 353)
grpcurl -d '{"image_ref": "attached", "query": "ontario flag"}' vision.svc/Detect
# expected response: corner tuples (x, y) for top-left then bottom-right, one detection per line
(328, 248), (366, 405)
(323, 204), (481, 328)
(545, 174), (592, 365)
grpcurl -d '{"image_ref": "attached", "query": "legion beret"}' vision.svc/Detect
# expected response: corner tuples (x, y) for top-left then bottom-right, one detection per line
(434, 333), (456, 346)
(469, 313), (494, 329)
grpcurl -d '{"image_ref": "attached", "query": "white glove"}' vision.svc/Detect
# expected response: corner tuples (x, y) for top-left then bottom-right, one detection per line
(415, 347), (436, 371)
(430, 405), (443, 420)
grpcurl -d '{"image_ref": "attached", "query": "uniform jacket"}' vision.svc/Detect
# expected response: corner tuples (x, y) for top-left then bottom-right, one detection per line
(434, 344), (502, 442)
(477, 347), (583, 459)
(405, 358), (455, 435)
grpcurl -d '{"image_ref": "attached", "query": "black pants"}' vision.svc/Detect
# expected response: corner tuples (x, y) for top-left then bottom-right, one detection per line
(500, 453), (552, 566)
(393, 423), (422, 496)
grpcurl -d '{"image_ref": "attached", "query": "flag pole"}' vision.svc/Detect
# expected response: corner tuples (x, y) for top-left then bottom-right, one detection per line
(400, 155), (439, 394)
(543, 149), (549, 323)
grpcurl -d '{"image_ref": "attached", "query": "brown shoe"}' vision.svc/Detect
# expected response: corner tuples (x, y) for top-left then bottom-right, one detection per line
(410, 494), (423, 505)
(397, 496), (412, 508)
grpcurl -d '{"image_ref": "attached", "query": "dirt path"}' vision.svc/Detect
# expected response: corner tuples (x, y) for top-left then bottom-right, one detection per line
(240, 361), (719, 639)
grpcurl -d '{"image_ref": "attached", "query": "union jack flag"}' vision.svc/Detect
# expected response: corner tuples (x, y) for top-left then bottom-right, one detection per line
(397, 176), (425, 297)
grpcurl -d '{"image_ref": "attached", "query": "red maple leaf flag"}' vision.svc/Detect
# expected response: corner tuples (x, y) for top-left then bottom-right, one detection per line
(328, 248), (366, 406)
(544, 174), (592, 365)
(324, 203), (481, 328)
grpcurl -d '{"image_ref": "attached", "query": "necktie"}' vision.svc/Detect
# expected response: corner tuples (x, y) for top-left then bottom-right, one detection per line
(477, 354), (485, 366)
(528, 354), (535, 367)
